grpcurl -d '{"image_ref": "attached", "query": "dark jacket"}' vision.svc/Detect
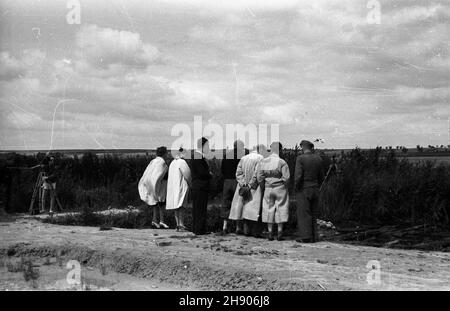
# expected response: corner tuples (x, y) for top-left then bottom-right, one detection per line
(221, 150), (242, 180)
(294, 152), (324, 190)
(42, 160), (57, 183)
(188, 151), (211, 191)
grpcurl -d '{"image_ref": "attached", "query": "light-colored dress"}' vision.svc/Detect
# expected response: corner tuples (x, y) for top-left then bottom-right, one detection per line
(229, 151), (264, 221)
(256, 153), (290, 224)
(166, 156), (191, 210)
(138, 156), (168, 206)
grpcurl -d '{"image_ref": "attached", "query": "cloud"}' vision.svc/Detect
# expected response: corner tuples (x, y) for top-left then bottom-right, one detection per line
(160, 0), (301, 12)
(0, 52), (26, 81)
(75, 24), (160, 71)
(0, 50), (45, 81)
(397, 86), (450, 104)
(261, 103), (300, 125)
(167, 79), (229, 110)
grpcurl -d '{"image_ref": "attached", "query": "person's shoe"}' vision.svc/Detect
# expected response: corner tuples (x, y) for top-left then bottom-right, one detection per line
(235, 229), (244, 235)
(268, 232), (274, 241)
(159, 222), (169, 229)
(216, 229), (228, 236)
(151, 221), (161, 229)
(277, 233), (284, 241)
(177, 225), (188, 232)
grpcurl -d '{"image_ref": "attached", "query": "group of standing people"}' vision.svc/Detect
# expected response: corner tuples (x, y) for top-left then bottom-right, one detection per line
(138, 137), (324, 243)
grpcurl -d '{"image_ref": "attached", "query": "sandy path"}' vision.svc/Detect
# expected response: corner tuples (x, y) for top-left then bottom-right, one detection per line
(1, 215), (449, 290)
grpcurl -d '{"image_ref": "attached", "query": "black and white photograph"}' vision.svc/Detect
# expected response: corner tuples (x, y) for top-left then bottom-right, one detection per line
(0, 0), (449, 297)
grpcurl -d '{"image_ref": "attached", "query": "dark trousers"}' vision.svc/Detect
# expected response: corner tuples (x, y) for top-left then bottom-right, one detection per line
(251, 183), (265, 236)
(221, 179), (237, 219)
(296, 187), (320, 241)
(191, 189), (208, 235)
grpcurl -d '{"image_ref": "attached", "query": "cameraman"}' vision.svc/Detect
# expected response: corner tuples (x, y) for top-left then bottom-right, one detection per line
(41, 156), (58, 214)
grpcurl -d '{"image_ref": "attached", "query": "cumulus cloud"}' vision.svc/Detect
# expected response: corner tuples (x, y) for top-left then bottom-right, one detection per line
(75, 24), (160, 70)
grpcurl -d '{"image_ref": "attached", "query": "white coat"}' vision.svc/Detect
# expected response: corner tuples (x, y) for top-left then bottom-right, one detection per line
(229, 151), (264, 221)
(166, 156), (191, 210)
(256, 153), (290, 224)
(138, 156), (168, 206)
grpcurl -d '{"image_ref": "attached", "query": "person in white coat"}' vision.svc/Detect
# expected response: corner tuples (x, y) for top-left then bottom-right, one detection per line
(166, 148), (191, 231)
(229, 145), (265, 237)
(256, 142), (290, 241)
(138, 146), (169, 229)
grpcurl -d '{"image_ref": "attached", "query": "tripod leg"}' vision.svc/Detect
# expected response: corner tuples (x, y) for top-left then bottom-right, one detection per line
(29, 195), (35, 215)
(29, 180), (37, 214)
(319, 166), (333, 192)
(39, 184), (43, 212)
(29, 173), (42, 215)
(55, 196), (63, 212)
(37, 173), (44, 213)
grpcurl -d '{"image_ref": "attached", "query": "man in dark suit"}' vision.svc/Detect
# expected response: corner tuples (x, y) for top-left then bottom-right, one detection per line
(294, 140), (325, 243)
(189, 137), (212, 235)
(219, 140), (245, 235)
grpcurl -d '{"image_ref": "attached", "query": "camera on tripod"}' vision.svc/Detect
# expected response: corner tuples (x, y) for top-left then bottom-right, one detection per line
(29, 156), (63, 215)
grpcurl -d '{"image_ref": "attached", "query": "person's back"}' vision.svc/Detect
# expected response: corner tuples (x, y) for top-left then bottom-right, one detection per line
(256, 142), (290, 241)
(41, 157), (58, 214)
(167, 151), (191, 231)
(294, 141), (324, 243)
(139, 156), (168, 204)
(189, 151), (211, 191)
(167, 157), (190, 210)
(188, 137), (211, 235)
(234, 150), (264, 233)
(42, 158), (57, 183)
(221, 149), (241, 180)
(238, 151), (263, 185)
(257, 153), (289, 188)
(138, 147), (169, 229)
(219, 146), (244, 235)
(295, 152), (324, 189)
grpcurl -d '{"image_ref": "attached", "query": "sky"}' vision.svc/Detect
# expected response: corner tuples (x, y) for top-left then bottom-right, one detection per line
(0, 0), (449, 150)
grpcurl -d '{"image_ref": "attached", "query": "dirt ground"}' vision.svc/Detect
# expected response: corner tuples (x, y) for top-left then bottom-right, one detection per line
(1, 214), (449, 291)
(0, 258), (193, 291)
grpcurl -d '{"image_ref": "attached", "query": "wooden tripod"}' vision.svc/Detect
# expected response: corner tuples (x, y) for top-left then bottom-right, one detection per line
(319, 164), (335, 192)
